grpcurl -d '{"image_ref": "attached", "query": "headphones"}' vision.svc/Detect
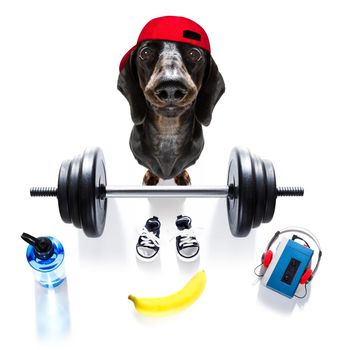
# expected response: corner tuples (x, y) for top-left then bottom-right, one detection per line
(261, 227), (322, 285)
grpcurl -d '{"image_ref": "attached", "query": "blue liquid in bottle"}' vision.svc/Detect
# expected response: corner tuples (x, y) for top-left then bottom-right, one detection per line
(22, 233), (66, 288)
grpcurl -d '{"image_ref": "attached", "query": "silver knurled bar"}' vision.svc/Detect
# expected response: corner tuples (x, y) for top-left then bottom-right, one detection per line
(104, 186), (229, 198)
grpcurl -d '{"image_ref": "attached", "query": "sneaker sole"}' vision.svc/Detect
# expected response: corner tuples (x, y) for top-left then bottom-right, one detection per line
(136, 251), (160, 263)
(176, 251), (200, 263)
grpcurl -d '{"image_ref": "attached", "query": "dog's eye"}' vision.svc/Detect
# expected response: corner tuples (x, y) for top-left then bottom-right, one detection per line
(139, 47), (154, 61)
(186, 48), (202, 62)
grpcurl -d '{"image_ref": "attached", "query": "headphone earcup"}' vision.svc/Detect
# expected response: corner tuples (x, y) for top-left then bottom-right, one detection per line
(262, 250), (273, 268)
(300, 268), (313, 284)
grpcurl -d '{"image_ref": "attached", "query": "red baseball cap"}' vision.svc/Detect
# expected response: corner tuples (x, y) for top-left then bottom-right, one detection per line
(119, 16), (211, 72)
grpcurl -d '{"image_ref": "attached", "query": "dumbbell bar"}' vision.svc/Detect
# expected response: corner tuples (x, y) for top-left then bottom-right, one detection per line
(30, 147), (304, 238)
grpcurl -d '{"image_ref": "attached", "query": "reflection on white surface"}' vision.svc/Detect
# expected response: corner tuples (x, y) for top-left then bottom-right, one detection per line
(208, 199), (256, 261)
(256, 280), (311, 314)
(35, 278), (71, 339)
(136, 254), (162, 273)
(78, 200), (128, 263)
(176, 255), (201, 274)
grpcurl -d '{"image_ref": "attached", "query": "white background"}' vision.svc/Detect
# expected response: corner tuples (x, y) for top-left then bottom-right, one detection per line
(0, 1), (349, 349)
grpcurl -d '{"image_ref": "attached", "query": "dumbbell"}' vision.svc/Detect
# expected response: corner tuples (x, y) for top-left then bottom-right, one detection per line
(30, 147), (304, 238)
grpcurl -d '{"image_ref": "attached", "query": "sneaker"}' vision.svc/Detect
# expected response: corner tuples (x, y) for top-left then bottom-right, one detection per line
(136, 216), (161, 262)
(175, 215), (200, 261)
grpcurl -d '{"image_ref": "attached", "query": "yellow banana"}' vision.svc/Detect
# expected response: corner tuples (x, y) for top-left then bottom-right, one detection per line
(128, 270), (206, 317)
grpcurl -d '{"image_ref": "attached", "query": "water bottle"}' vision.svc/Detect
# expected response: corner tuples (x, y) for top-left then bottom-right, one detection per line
(21, 233), (66, 288)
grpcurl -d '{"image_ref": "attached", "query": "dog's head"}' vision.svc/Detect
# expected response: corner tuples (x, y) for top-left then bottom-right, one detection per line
(117, 16), (225, 126)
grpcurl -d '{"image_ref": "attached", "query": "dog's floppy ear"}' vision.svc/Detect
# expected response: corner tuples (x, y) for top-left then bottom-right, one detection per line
(117, 51), (147, 125)
(195, 57), (225, 126)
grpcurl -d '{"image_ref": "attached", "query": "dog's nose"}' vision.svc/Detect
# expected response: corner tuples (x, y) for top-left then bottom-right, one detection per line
(155, 82), (187, 103)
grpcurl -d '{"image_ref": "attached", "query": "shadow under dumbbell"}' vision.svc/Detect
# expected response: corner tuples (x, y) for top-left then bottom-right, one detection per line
(208, 199), (256, 262)
(147, 197), (185, 229)
(78, 200), (127, 263)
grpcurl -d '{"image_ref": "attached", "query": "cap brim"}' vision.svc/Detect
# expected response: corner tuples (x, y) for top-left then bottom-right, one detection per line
(119, 45), (137, 72)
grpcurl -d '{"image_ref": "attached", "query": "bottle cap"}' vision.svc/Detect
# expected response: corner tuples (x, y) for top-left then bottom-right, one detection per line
(21, 233), (54, 260)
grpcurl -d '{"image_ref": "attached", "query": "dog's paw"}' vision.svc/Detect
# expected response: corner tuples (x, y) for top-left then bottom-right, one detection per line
(143, 170), (160, 186)
(174, 170), (191, 186)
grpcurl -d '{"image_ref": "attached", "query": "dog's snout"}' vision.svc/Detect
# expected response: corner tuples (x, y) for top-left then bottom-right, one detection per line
(155, 82), (188, 103)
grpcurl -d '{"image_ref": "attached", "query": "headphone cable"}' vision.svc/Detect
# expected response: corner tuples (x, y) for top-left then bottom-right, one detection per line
(294, 283), (308, 299)
(254, 263), (264, 277)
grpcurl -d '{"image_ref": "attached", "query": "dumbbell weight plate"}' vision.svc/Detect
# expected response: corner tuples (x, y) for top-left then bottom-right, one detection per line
(227, 147), (256, 237)
(58, 159), (72, 223)
(251, 154), (266, 228)
(67, 155), (83, 228)
(78, 147), (107, 237)
(262, 159), (277, 223)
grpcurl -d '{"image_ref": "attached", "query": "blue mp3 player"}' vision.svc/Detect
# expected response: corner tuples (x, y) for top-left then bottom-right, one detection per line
(262, 237), (314, 298)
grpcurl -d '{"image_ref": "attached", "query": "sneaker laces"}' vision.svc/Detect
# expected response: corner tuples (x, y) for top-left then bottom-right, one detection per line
(139, 227), (160, 248)
(178, 229), (197, 248)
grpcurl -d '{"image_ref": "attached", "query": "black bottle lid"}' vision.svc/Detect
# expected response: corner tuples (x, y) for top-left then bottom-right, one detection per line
(21, 233), (54, 260)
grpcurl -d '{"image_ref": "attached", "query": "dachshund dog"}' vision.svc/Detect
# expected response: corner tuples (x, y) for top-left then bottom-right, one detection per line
(118, 22), (225, 186)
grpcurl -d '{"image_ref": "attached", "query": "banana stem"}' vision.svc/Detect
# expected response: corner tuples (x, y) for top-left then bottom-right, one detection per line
(128, 295), (136, 302)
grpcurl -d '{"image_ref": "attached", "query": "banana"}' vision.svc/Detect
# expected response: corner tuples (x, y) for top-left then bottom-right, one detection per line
(128, 270), (206, 317)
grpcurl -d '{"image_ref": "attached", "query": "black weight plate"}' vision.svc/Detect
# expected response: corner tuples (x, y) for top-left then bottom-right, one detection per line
(252, 154), (267, 228)
(227, 147), (255, 237)
(57, 159), (71, 223)
(262, 159), (277, 223)
(79, 147), (107, 237)
(67, 154), (83, 229)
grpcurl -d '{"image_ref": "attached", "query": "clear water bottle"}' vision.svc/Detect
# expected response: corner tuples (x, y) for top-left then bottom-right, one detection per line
(21, 233), (66, 288)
